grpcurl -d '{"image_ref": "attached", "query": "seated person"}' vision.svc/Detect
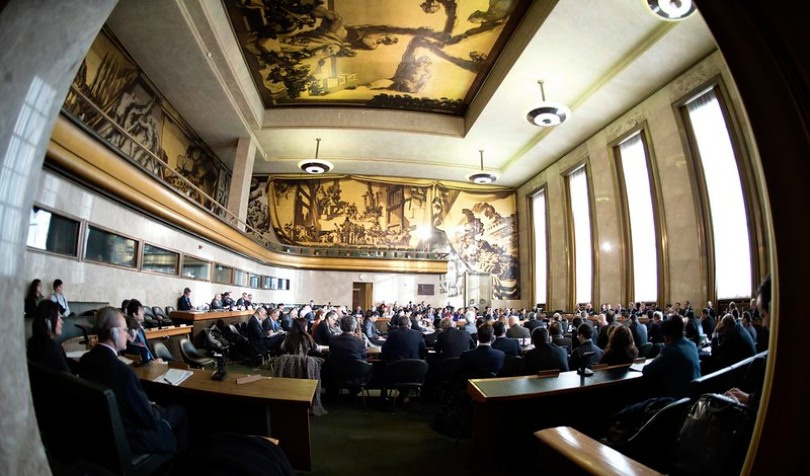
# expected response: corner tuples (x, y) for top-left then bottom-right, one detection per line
(328, 316), (367, 362)
(222, 292), (236, 308)
(711, 314), (757, 368)
(79, 306), (187, 454)
(524, 327), (568, 373)
(247, 307), (268, 365)
(569, 323), (604, 370)
(314, 311), (337, 346)
(434, 317), (475, 359)
(281, 317), (318, 356)
(235, 292), (249, 308)
(599, 325), (638, 366)
(491, 321), (521, 357)
(362, 312), (386, 346)
(262, 308), (286, 354)
(177, 287), (193, 311)
(550, 320), (573, 355)
(210, 293), (224, 310)
(27, 300), (70, 373)
(629, 313), (648, 347)
(125, 299), (162, 365)
(460, 323), (505, 377)
(642, 315), (701, 398)
(381, 315), (426, 361)
(505, 315), (530, 339)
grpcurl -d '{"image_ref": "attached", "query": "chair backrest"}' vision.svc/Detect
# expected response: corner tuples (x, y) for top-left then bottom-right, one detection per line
(386, 359), (429, 386)
(179, 338), (197, 357)
(434, 357), (463, 382)
(153, 341), (175, 361)
(498, 355), (524, 377)
(638, 342), (654, 358)
(143, 306), (155, 319)
(152, 306), (167, 319)
(332, 359), (373, 385)
(164, 306), (176, 315)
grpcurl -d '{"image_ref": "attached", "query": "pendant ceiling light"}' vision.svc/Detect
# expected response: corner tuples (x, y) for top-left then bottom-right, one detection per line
(526, 80), (571, 127)
(297, 138), (333, 174)
(646, 0), (696, 20)
(468, 150), (497, 184)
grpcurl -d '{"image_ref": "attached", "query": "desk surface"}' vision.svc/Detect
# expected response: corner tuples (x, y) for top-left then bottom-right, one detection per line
(133, 363), (316, 405)
(169, 309), (254, 321)
(144, 326), (192, 339)
(468, 363), (645, 403)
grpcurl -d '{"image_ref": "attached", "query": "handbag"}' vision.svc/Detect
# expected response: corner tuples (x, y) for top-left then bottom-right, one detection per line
(669, 393), (752, 475)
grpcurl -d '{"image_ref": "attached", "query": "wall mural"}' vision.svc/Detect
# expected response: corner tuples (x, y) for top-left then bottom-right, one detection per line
(63, 28), (231, 209)
(249, 175), (520, 300)
(226, 0), (531, 114)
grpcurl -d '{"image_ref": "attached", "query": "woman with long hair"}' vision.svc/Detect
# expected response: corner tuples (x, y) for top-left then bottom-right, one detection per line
(281, 317), (317, 356)
(27, 300), (70, 372)
(599, 325), (639, 366)
(24, 279), (43, 318)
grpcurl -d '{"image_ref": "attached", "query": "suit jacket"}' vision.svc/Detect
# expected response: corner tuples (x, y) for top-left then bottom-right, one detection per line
(247, 315), (265, 358)
(27, 335), (70, 373)
(642, 336), (701, 398)
(568, 340), (604, 370)
(381, 327), (426, 361)
(210, 299), (224, 310)
(491, 336), (522, 357)
(551, 335), (573, 355)
(524, 319), (545, 333)
(177, 295), (192, 311)
(630, 321), (648, 346)
(649, 322), (665, 344)
(524, 342), (569, 373)
(459, 345), (505, 377)
(126, 324), (156, 364)
(435, 328), (475, 359)
(712, 323), (757, 367)
(329, 333), (367, 361)
(313, 321), (333, 346)
(79, 345), (176, 454)
(701, 316), (716, 336)
(506, 324), (530, 339)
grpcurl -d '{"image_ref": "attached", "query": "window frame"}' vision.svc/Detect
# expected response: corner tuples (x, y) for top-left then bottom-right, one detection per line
(82, 222), (140, 270)
(213, 262), (234, 285)
(563, 160), (597, 310)
(528, 185), (550, 310)
(233, 268), (248, 287)
(181, 254), (212, 282)
(26, 203), (83, 260)
(140, 242), (180, 276)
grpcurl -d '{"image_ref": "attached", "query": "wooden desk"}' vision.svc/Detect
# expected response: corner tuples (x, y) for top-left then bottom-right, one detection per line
(144, 326), (192, 340)
(133, 363), (317, 471)
(170, 310), (254, 346)
(466, 363), (651, 471)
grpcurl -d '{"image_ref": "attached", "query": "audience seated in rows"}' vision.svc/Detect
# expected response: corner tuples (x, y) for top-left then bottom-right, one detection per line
(711, 313), (757, 368)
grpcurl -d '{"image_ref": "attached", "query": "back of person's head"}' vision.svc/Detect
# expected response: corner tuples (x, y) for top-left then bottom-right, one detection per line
(291, 317), (308, 334)
(32, 300), (61, 339)
(662, 315), (685, 340)
(646, 309), (654, 319)
(742, 311), (752, 324)
(549, 320), (562, 337)
(478, 323), (494, 343)
(398, 315), (410, 328)
(653, 311), (663, 321)
(607, 325), (635, 353)
(685, 309), (695, 319)
(532, 327), (550, 347)
(507, 315), (518, 326)
(440, 317), (453, 331)
(606, 311), (615, 324)
(720, 313), (736, 331)
(339, 315), (357, 333)
(126, 299), (143, 317)
(577, 322), (593, 340)
(96, 306), (123, 342)
(325, 311), (337, 322)
(121, 299), (130, 313)
(572, 316), (583, 328)
(492, 321), (505, 337)
(630, 313), (638, 323)
(758, 274), (771, 314)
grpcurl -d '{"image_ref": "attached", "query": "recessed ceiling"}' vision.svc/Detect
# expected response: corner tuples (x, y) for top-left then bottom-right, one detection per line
(105, 0), (717, 187)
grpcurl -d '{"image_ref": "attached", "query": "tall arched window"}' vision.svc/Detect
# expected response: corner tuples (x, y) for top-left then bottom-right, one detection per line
(531, 189), (547, 306)
(567, 165), (592, 306)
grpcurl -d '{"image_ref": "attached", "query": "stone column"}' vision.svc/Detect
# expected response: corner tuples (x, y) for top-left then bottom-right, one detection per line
(227, 136), (257, 230)
(0, 2), (118, 475)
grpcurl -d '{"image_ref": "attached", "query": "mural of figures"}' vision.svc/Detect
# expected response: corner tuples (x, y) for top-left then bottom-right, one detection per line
(253, 175), (520, 300)
(226, 0), (530, 114)
(63, 28), (231, 211)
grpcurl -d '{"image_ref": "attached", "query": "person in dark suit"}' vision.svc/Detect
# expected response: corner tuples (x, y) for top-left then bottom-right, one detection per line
(125, 299), (161, 365)
(711, 314), (757, 368)
(177, 287), (193, 311)
(524, 327), (569, 373)
(381, 316), (426, 361)
(549, 320), (572, 355)
(700, 307), (716, 336)
(491, 321), (521, 357)
(434, 318), (475, 359)
(648, 311), (665, 344)
(460, 323), (505, 377)
(642, 315), (701, 398)
(222, 292), (236, 308)
(569, 323), (604, 371)
(27, 300), (70, 373)
(210, 293), (224, 310)
(262, 308), (286, 355)
(246, 307), (267, 365)
(329, 316), (367, 362)
(505, 315), (530, 339)
(314, 311), (337, 346)
(362, 312), (386, 346)
(684, 309), (704, 347)
(524, 312), (545, 333)
(79, 306), (187, 454)
(628, 313), (648, 347)
(597, 311), (620, 349)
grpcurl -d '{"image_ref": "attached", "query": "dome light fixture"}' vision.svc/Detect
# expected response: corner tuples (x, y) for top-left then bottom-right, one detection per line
(526, 80), (571, 127)
(468, 150), (497, 184)
(297, 138), (333, 174)
(646, 0), (696, 20)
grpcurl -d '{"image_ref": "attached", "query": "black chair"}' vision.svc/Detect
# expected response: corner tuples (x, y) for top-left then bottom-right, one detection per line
(331, 359), (373, 412)
(164, 306), (176, 316)
(384, 359), (429, 412)
(178, 338), (214, 369)
(142, 307), (159, 329)
(152, 306), (173, 326)
(637, 342), (654, 358)
(152, 341), (176, 362)
(497, 355), (524, 377)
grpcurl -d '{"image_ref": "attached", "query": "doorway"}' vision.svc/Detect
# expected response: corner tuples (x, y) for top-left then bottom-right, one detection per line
(352, 282), (373, 311)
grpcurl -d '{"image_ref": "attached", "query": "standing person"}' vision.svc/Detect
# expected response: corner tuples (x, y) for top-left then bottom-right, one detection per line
(177, 287), (193, 311)
(125, 299), (161, 365)
(49, 279), (70, 317)
(25, 279), (44, 318)
(79, 307), (187, 454)
(642, 315), (701, 398)
(27, 300), (70, 373)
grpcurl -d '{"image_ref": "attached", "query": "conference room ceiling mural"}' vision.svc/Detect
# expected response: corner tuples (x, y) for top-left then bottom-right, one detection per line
(226, 0), (531, 114)
(249, 175), (519, 300)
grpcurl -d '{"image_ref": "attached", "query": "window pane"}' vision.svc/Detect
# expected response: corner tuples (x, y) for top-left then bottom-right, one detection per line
(142, 244), (179, 275)
(686, 89), (752, 299)
(214, 264), (233, 284)
(234, 269), (248, 286)
(27, 207), (79, 256)
(182, 257), (210, 281)
(568, 166), (592, 304)
(265, 276), (276, 290)
(618, 133), (658, 302)
(532, 190), (547, 305)
(249, 274), (260, 289)
(84, 226), (137, 268)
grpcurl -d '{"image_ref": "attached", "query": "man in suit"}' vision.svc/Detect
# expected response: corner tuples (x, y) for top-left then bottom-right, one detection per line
(629, 313), (648, 347)
(381, 315), (426, 361)
(177, 287), (193, 311)
(524, 327), (569, 373)
(235, 292), (249, 308)
(262, 307), (286, 354)
(549, 320), (572, 355)
(329, 316), (367, 361)
(597, 311), (621, 349)
(711, 314), (757, 368)
(524, 312), (545, 333)
(491, 321), (521, 357)
(649, 311), (665, 344)
(460, 323), (505, 377)
(362, 312), (386, 346)
(435, 318), (475, 359)
(210, 293), (224, 310)
(79, 306), (187, 454)
(642, 315), (701, 398)
(246, 306), (267, 365)
(569, 323), (604, 371)
(700, 307), (716, 336)
(125, 299), (161, 365)
(314, 311), (337, 346)
(505, 315), (530, 339)
(222, 292), (236, 308)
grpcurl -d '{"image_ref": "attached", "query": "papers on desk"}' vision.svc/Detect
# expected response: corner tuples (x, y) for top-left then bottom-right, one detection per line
(629, 362), (646, 372)
(65, 350), (88, 360)
(155, 368), (192, 386)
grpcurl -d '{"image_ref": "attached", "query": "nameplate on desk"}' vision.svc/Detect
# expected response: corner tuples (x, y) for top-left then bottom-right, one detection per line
(236, 374), (263, 385)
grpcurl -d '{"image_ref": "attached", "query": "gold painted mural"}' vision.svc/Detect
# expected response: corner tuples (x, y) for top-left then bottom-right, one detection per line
(226, 0), (531, 114)
(249, 175), (519, 299)
(63, 28), (231, 209)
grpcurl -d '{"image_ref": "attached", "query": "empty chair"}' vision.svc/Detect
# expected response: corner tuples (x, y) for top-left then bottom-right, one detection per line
(385, 359), (429, 412)
(179, 338), (214, 369)
(152, 307), (173, 326)
(331, 359), (373, 412)
(497, 355), (524, 377)
(164, 306), (176, 316)
(142, 307), (159, 328)
(152, 341), (176, 362)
